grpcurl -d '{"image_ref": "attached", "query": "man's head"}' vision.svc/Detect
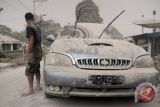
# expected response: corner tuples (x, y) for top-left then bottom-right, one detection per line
(25, 12), (34, 24)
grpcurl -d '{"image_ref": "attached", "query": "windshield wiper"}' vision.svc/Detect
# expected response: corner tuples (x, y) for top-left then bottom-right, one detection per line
(98, 10), (126, 39)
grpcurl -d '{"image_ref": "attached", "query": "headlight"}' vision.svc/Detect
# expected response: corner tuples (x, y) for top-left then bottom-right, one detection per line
(45, 53), (73, 66)
(135, 55), (154, 68)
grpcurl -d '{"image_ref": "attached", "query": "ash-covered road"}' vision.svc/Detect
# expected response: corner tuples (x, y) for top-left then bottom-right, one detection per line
(0, 65), (160, 107)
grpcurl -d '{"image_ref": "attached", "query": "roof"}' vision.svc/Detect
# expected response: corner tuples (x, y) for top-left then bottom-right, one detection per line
(129, 32), (160, 39)
(0, 34), (20, 43)
(133, 19), (160, 28)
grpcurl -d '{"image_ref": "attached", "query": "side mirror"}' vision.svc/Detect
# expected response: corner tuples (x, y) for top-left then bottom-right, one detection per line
(46, 35), (55, 42)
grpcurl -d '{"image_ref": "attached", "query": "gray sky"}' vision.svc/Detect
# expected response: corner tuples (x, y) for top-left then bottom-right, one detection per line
(0, 0), (160, 36)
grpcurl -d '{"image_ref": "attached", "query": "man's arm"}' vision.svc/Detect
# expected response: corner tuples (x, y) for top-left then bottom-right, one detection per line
(26, 35), (34, 56)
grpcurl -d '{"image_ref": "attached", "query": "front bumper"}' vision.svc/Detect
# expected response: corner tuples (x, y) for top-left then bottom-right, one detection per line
(43, 65), (159, 97)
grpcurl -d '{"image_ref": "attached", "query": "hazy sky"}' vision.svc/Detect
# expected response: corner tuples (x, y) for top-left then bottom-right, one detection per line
(0, 0), (160, 36)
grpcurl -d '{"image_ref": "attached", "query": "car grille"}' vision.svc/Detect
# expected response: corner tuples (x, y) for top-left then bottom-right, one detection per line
(75, 58), (131, 70)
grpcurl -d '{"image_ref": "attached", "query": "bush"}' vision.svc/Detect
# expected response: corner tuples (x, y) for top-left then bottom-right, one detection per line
(0, 51), (6, 58)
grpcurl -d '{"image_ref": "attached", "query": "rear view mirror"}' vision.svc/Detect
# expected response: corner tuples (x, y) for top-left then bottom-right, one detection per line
(46, 35), (55, 42)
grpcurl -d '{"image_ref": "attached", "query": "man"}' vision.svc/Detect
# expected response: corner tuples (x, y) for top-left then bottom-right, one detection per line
(22, 12), (42, 96)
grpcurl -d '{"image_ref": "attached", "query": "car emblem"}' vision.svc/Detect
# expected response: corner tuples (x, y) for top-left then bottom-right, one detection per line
(100, 59), (110, 66)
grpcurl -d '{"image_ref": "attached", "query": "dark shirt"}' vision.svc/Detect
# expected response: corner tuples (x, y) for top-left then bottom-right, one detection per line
(26, 23), (42, 52)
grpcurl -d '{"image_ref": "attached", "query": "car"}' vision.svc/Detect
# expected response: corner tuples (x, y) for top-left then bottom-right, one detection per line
(43, 23), (159, 103)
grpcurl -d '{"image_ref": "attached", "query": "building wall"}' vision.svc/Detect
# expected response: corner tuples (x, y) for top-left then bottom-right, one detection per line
(0, 42), (23, 58)
(0, 43), (22, 52)
(4, 51), (23, 58)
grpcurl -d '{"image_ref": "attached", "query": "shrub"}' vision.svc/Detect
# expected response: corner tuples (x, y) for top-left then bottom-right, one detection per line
(0, 51), (6, 58)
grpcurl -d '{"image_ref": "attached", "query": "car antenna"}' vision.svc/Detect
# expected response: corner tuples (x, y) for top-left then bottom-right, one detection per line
(98, 10), (126, 39)
(68, 7), (84, 39)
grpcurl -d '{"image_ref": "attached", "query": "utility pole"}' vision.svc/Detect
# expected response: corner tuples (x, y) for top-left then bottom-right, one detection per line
(33, 0), (35, 14)
(153, 10), (156, 32)
(141, 15), (144, 33)
(152, 10), (156, 56)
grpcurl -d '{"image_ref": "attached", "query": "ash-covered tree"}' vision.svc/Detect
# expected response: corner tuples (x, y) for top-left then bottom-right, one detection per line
(0, 25), (12, 36)
(76, 0), (103, 23)
(0, 25), (26, 42)
(75, 0), (124, 39)
(0, 19), (61, 46)
(38, 19), (61, 46)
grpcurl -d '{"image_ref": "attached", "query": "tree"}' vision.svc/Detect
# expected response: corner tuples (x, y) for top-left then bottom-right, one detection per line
(0, 18), (61, 46)
(12, 31), (26, 42)
(76, 0), (103, 23)
(0, 24), (26, 42)
(75, 0), (124, 39)
(39, 19), (61, 46)
(0, 25), (12, 36)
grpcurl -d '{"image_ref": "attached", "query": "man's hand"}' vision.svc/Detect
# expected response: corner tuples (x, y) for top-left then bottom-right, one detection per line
(25, 35), (34, 58)
(25, 48), (30, 58)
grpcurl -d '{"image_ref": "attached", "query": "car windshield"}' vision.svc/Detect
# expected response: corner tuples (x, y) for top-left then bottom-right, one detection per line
(60, 25), (125, 40)
(60, 26), (87, 38)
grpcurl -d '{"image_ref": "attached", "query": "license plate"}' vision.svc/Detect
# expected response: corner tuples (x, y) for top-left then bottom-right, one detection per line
(89, 75), (124, 85)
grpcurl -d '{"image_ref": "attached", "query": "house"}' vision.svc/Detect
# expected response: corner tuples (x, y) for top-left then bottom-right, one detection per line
(127, 32), (160, 57)
(0, 34), (22, 55)
(127, 19), (160, 57)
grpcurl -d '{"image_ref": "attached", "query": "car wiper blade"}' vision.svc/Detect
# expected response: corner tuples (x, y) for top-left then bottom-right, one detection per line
(98, 10), (126, 39)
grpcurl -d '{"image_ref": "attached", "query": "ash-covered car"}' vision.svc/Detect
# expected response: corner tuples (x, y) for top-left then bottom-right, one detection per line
(43, 23), (159, 103)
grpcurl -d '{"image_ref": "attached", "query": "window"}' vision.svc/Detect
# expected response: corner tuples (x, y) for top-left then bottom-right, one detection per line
(13, 44), (18, 50)
(2, 44), (11, 52)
